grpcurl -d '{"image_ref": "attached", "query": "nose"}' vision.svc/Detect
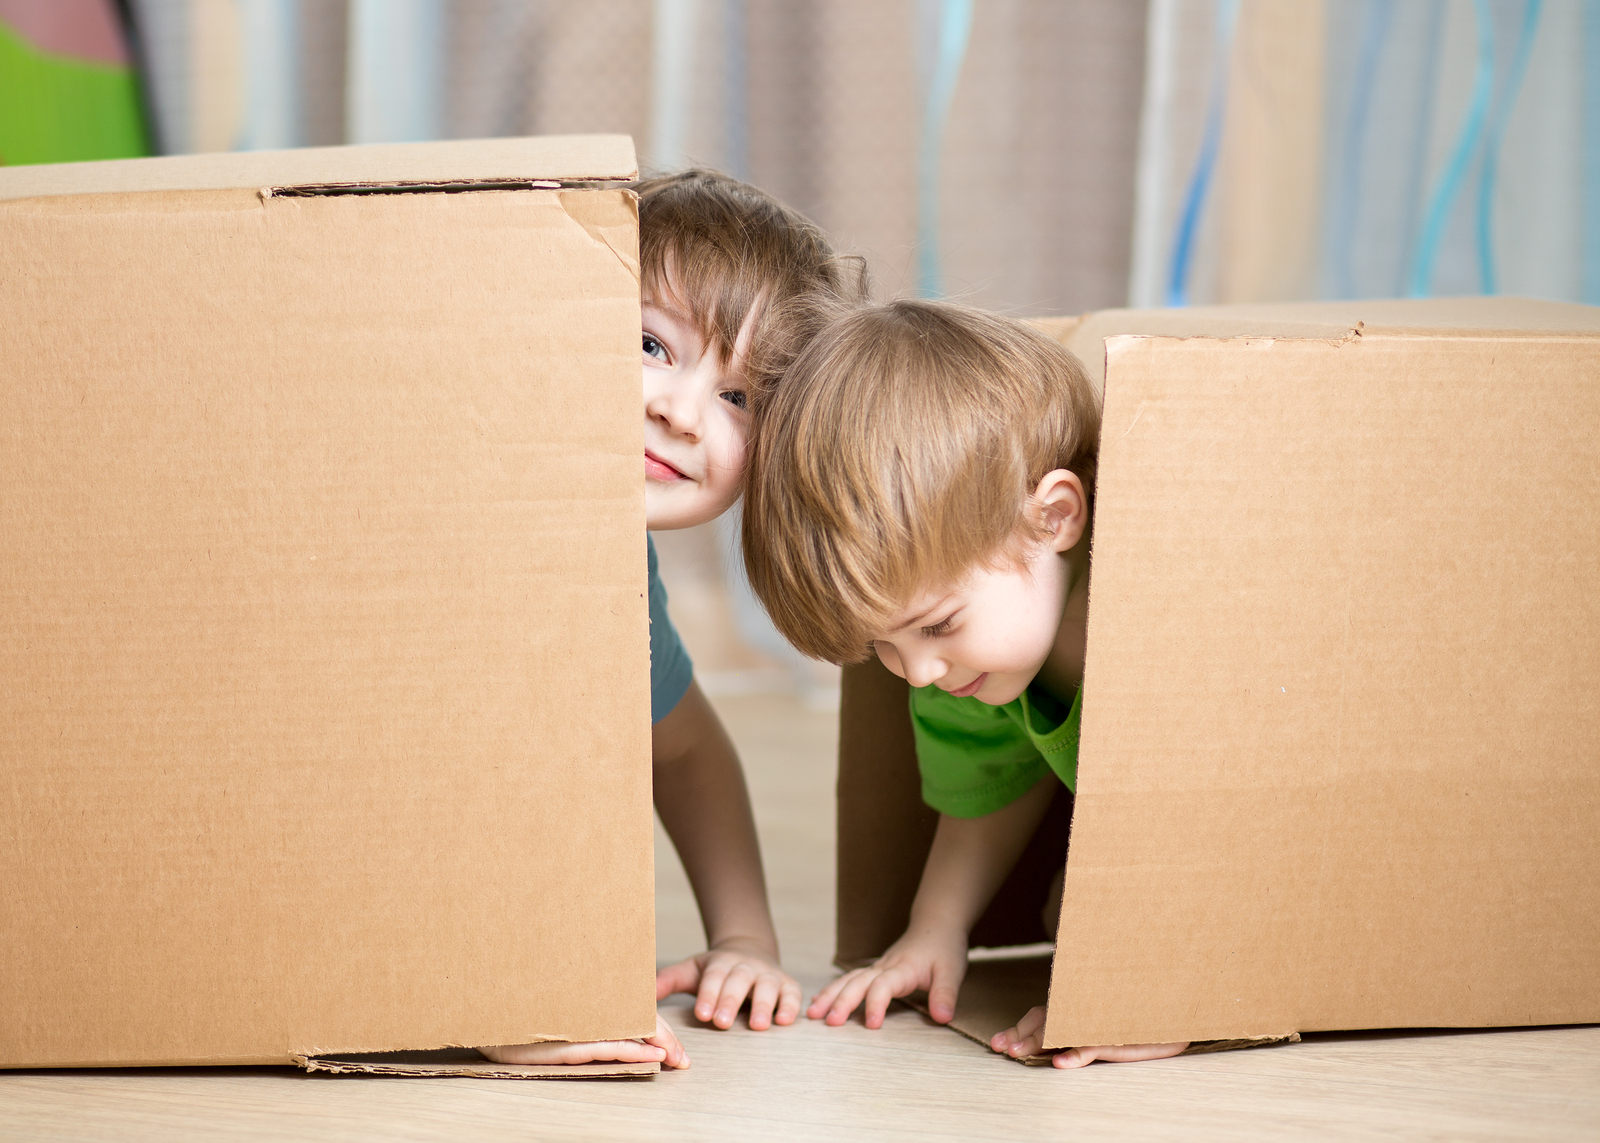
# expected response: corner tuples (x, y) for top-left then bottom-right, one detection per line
(645, 369), (705, 442)
(896, 644), (947, 690)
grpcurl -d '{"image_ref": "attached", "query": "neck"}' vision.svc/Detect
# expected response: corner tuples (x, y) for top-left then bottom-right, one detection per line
(1033, 542), (1091, 702)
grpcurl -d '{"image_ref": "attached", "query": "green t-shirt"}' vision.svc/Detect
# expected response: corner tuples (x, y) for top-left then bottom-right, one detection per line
(909, 683), (1082, 818)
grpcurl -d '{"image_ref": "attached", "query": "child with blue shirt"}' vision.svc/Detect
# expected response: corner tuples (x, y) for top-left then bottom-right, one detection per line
(740, 299), (1188, 1068)
(482, 170), (865, 1069)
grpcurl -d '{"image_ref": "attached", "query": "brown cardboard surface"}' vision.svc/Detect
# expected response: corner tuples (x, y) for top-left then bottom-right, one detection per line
(0, 134), (636, 200)
(840, 298), (1600, 1052)
(293, 1050), (657, 1079)
(1, 143), (652, 1068)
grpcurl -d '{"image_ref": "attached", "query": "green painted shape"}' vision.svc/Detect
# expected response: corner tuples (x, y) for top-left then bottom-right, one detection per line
(0, 19), (149, 167)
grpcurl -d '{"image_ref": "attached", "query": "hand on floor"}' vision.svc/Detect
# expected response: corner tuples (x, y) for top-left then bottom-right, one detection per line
(656, 939), (802, 1031)
(479, 1013), (689, 1069)
(807, 923), (968, 1029)
(990, 1006), (1188, 1069)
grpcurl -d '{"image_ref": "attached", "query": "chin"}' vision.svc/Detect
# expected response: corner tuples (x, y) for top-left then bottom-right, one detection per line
(975, 679), (1028, 706)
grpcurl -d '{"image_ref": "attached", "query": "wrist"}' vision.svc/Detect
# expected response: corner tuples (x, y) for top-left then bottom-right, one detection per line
(706, 932), (780, 960)
(903, 902), (971, 946)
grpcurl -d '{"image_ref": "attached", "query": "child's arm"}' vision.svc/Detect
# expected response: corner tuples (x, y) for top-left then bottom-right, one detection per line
(808, 773), (1059, 1028)
(652, 679), (802, 1031)
(479, 1013), (689, 1069)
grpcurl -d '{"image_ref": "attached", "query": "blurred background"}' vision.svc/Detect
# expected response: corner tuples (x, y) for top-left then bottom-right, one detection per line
(6, 0), (1599, 704)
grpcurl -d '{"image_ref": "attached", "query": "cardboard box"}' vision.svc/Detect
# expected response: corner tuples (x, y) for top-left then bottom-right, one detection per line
(838, 297), (1600, 1055)
(1, 137), (659, 1075)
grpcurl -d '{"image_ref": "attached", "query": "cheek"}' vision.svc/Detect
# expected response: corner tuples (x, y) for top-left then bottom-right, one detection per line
(873, 642), (905, 678)
(972, 581), (1060, 669)
(707, 419), (748, 484)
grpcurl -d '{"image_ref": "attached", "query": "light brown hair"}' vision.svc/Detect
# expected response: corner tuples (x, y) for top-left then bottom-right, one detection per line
(635, 169), (867, 397)
(741, 299), (1101, 664)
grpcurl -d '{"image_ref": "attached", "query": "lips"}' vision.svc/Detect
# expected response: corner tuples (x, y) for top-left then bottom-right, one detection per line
(645, 450), (689, 482)
(946, 672), (988, 699)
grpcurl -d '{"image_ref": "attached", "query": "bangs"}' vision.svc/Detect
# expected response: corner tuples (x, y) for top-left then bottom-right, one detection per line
(635, 168), (866, 370)
(742, 300), (1102, 666)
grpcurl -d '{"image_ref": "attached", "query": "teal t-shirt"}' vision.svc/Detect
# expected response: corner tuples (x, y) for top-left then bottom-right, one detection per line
(648, 535), (694, 723)
(909, 683), (1082, 818)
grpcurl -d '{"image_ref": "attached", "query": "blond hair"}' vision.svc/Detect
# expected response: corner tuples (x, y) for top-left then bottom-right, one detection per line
(635, 169), (867, 395)
(741, 299), (1101, 664)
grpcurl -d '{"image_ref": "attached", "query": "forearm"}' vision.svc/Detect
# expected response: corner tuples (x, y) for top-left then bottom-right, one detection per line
(652, 681), (780, 955)
(909, 774), (1057, 936)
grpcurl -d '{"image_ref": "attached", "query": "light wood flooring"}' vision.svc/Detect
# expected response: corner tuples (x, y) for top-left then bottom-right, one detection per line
(4, 692), (1597, 1141)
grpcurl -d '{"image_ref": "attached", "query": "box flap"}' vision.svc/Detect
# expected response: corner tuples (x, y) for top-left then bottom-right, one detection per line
(1047, 297), (1600, 393)
(0, 134), (636, 201)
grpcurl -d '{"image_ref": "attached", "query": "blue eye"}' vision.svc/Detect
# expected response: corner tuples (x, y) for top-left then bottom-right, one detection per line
(643, 333), (669, 363)
(721, 389), (748, 411)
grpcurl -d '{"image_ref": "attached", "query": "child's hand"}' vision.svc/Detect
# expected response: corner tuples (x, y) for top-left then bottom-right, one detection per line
(990, 1006), (1188, 1069)
(655, 939), (802, 1031)
(807, 922), (969, 1029)
(479, 1013), (689, 1070)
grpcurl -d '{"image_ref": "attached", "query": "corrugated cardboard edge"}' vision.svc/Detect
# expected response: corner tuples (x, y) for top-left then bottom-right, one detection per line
(293, 1054), (657, 1079)
(903, 954), (1299, 1067)
(1036, 296), (1600, 394)
(904, 998), (1299, 1067)
(0, 135), (638, 201)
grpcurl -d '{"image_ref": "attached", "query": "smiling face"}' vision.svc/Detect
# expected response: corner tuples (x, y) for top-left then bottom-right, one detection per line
(865, 469), (1091, 706)
(868, 539), (1071, 706)
(642, 289), (756, 531)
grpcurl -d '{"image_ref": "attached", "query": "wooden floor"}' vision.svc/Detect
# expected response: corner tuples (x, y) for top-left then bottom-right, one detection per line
(5, 692), (1597, 1142)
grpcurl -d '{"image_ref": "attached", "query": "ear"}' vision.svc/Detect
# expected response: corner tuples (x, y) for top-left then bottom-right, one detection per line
(1029, 469), (1088, 554)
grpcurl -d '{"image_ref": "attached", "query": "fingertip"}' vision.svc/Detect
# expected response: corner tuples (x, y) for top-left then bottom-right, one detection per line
(1053, 1048), (1087, 1069)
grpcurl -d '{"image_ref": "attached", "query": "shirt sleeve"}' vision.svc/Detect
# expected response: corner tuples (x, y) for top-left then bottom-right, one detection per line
(648, 535), (694, 724)
(909, 685), (1048, 818)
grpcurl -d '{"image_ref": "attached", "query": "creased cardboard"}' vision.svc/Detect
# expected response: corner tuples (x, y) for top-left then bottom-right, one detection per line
(839, 297), (1600, 1053)
(0, 138), (654, 1071)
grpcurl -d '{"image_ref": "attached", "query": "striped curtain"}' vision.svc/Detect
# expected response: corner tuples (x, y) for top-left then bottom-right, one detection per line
(1133, 0), (1600, 307)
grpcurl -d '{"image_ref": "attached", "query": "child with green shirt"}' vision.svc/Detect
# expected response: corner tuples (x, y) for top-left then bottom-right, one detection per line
(481, 170), (865, 1069)
(740, 298), (1188, 1068)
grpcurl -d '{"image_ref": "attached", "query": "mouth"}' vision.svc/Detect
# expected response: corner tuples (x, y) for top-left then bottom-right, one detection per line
(645, 450), (690, 482)
(945, 673), (988, 699)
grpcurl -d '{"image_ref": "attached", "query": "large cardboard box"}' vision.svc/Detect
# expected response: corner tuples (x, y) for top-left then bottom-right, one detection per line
(838, 298), (1600, 1054)
(1, 137), (657, 1072)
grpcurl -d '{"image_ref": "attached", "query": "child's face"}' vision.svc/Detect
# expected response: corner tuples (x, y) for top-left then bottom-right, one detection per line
(866, 470), (1089, 706)
(642, 290), (753, 531)
(868, 542), (1070, 706)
